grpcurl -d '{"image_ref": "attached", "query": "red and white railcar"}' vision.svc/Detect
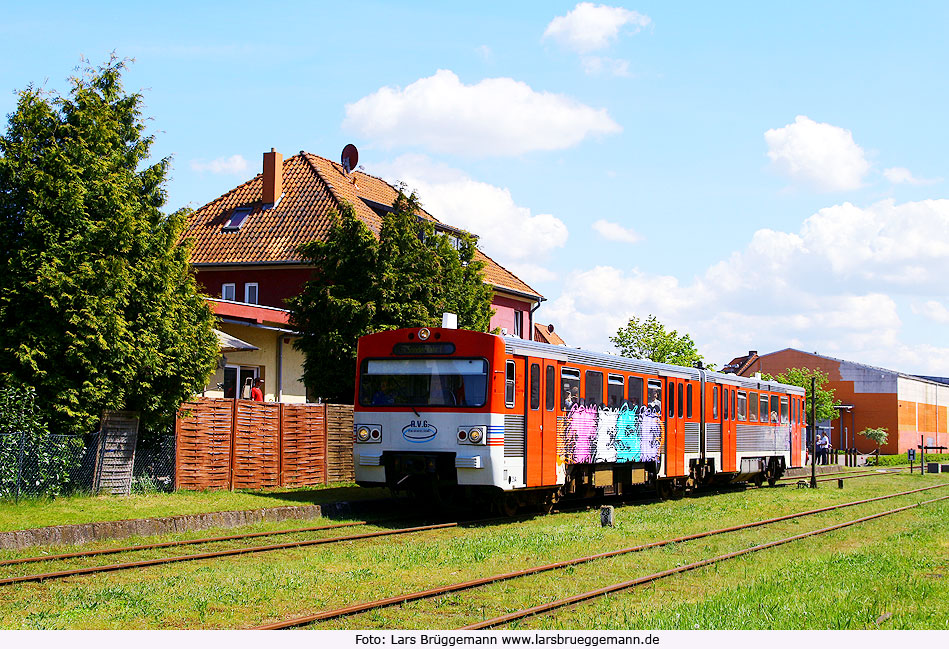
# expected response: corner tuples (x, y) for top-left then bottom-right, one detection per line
(353, 327), (806, 510)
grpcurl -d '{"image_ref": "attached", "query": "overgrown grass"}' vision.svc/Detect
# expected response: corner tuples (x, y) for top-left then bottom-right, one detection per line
(0, 483), (386, 532)
(0, 473), (946, 629)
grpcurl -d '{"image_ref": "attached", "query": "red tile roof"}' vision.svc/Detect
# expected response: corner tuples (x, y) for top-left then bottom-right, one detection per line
(533, 322), (566, 345)
(183, 151), (541, 299)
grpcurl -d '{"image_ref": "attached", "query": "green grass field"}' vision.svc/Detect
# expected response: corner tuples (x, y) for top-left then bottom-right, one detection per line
(0, 473), (946, 630)
(0, 483), (385, 532)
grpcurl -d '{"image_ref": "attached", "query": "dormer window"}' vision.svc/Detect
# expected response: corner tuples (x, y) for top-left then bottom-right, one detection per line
(223, 206), (252, 231)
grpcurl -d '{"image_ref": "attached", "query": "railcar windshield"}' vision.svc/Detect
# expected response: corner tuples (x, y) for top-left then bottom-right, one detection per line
(359, 358), (488, 408)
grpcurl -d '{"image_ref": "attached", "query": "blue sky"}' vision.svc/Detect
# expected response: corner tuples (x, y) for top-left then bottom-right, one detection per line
(4, 1), (949, 373)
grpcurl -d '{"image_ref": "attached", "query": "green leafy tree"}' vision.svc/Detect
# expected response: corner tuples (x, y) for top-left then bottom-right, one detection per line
(762, 367), (840, 423)
(289, 192), (493, 402)
(0, 57), (219, 439)
(859, 426), (888, 454)
(610, 314), (712, 368)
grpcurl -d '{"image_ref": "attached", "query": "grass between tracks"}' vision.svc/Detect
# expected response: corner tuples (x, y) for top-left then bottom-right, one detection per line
(0, 483), (384, 532)
(0, 473), (947, 630)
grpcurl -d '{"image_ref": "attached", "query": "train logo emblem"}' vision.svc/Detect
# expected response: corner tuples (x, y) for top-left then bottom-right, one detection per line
(402, 420), (437, 443)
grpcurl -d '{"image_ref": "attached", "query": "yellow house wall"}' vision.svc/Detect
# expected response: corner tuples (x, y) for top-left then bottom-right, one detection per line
(202, 323), (307, 403)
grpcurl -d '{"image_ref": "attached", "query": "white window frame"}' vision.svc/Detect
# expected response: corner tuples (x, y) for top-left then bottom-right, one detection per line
(513, 311), (522, 338)
(221, 283), (236, 301)
(244, 282), (259, 305)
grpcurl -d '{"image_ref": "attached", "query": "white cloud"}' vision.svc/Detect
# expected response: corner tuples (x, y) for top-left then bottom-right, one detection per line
(765, 115), (870, 192)
(912, 300), (949, 324)
(343, 70), (621, 156)
(475, 45), (493, 63)
(543, 197), (949, 374)
(581, 56), (630, 77)
(373, 155), (568, 286)
(190, 154), (249, 175)
(544, 3), (651, 53)
(592, 219), (641, 243)
(883, 166), (941, 186)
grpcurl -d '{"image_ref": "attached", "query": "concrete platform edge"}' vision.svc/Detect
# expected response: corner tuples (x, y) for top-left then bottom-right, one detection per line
(0, 503), (326, 551)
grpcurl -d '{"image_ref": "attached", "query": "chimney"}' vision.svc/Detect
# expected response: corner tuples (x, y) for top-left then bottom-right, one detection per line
(262, 148), (283, 204)
(749, 350), (757, 356)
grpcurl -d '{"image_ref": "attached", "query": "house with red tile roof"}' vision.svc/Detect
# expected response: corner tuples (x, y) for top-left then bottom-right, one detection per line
(184, 147), (544, 402)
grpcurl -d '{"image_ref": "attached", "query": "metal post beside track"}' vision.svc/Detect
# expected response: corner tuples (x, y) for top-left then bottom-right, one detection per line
(810, 377), (817, 489)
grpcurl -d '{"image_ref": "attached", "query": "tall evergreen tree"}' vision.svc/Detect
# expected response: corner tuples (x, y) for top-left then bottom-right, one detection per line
(0, 57), (219, 437)
(289, 191), (494, 403)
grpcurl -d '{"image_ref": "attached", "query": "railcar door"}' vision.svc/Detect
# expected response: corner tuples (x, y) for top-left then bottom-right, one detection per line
(722, 385), (737, 472)
(524, 356), (561, 487)
(665, 377), (686, 477)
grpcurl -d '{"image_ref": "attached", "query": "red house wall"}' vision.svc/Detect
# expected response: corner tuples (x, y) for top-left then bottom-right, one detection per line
(195, 268), (313, 309)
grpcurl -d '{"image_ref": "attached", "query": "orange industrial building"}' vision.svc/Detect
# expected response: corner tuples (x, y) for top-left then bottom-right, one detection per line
(724, 349), (949, 455)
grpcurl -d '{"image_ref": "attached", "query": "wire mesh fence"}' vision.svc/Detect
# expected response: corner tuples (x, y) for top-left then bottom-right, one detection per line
(0, 430), (175, 500)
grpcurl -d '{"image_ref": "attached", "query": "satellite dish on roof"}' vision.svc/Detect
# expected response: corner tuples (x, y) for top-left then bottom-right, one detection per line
(341, 144), (358, 173)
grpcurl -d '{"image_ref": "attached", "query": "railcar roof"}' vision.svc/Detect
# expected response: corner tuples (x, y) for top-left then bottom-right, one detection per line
(501, 335), (805, 394)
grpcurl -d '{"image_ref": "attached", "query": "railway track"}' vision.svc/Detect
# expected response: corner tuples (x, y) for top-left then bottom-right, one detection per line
(462, 490), (949, 629)
(0, 521), (458, 586)
(252, 481), (949, 629)
(0, 520), (369, 567)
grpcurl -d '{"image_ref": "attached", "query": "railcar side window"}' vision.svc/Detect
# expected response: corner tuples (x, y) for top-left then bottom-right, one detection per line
(607, 374), (624, 408)
(677, 382), (684, 418)
(505, 361), (516, 408)
(545, 366), (555, 411)
(723, 387), (729, 420)
(628, 376), (644, 408)
(731, 389), (736, 421)
(647, 379), (662, 414)
(780, 396), (789, 424)
(529, 363), (540, 411)
(561, 368), (580, 410)
(667, 380), (675, 418)
(713, 385), (719, 419)
(737, 391), (747, 421)
(585, 370), (604, 407)
(760, 395), (769, 423)
(686, 383), (693, 418)
(770, 395), (780, 423)
(749, 391), (758, 422)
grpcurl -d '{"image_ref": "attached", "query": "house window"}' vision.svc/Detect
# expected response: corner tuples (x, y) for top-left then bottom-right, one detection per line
(244, 282), (259, 305)
(513, 311), (522, 338)
(221, 283), (236, 301)
(222, 365), (260, 399)
(223, 206), (252, 231)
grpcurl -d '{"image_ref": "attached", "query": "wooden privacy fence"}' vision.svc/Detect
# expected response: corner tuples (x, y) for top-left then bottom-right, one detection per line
(175, 398), (354, 490)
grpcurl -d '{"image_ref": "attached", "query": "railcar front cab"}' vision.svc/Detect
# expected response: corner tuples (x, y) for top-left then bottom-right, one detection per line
(353, 327), (503, 501)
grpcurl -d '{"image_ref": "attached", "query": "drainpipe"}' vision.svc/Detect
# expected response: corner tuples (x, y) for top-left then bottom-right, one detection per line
(276, 332), (283, 403)
(529, 297), (545, 340)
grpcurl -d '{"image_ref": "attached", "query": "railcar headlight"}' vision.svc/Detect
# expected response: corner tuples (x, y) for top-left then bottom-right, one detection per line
(457, 430), (468, 441)
(418, 328), (431, 340)
(468, 428), (484, 444)
(356, 427), (371, 442)
(370, 428), (381, 441)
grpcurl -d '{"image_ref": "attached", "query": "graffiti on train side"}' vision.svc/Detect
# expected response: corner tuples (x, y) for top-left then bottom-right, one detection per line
(558, 403), (663, 464)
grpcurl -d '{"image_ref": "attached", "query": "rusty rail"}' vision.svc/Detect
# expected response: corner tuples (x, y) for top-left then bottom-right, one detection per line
(0, 522), (457, 586)
(0, 521), (368, 567)
(461, 491), (949, 629)
(252, 482), (949, 629)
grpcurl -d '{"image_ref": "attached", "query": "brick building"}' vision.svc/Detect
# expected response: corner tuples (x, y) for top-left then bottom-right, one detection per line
(728, 348), (949, 454)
